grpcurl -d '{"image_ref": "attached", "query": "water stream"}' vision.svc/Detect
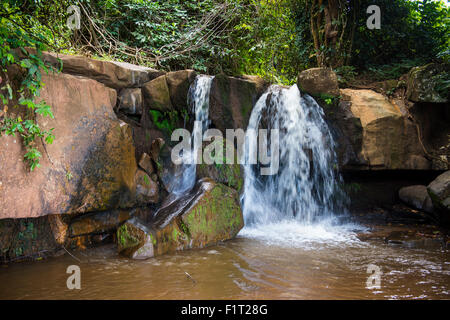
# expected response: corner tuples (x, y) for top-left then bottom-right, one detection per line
(241, 84), (349, 244)
(170, 75), (213, 196)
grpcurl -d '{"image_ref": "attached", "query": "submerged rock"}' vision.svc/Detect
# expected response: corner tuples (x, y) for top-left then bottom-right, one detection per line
(117, 178), (244, 259)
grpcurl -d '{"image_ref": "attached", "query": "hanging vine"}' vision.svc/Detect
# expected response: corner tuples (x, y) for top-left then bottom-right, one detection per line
(0, 2), (60, 171)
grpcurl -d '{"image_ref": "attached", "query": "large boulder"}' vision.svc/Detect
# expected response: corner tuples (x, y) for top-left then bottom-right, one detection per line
(117, 178), (244, 259)
(0, 72), (139, 219)
(407, 63), (449, 103)
(39, 51), (164, 89)
(142, 75), (173, 112)
(297, 68), (340, 97)
(427, 170), (450, 220)
(398, 185), (434, 213)
(209, 74), (268, 133)
(338, 89), (429, 170)
(166, 70), (197, 111)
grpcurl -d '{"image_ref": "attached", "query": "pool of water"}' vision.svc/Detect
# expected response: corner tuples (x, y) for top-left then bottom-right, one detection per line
(0, 222), (449, 300)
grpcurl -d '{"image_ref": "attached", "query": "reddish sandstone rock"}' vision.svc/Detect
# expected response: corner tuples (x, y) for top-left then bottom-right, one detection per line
(0, 72), (138, 219)
(142, 75), (173, 112)
(166, 69), (197, 111)
(339, 89), (429, 170)
(135, 169), (159, 204)
(39, 51), (164, 89)
(138, 153), (154, 175)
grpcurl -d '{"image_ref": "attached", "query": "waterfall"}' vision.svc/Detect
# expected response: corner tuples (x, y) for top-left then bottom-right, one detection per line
(241, 84), (348, 227)
(171, 75), (213, 196)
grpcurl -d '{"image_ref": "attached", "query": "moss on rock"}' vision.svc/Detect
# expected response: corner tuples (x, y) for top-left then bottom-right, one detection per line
(116, 178), (244, 259)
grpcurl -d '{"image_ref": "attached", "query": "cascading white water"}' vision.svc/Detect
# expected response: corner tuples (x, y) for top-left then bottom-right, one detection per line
(241, 84), (348, 228)
(171, 75), (213, 195)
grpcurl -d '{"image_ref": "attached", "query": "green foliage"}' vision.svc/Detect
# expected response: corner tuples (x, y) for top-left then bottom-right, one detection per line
(352, 0), (449, 70)
(433, 69), (450, 100)
(366, 58), (423, 81)
(334, 66), (358, 86)
(224, 0), (300, 83)
(0, 1), (61, 171)
(143, 174), (151, 186)
(149, 109), (179, 135)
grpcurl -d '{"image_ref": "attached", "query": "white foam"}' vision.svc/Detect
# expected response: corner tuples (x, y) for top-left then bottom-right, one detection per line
(238, 219), (367, 250)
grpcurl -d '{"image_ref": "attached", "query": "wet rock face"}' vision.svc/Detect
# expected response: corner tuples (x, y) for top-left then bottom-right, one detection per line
(209, 74), (268, 133)
(324, 99), (365, 169)
(0, 72), (138, 219)
(407, 63), (449, 103)
(297, 68), (340, 97)
(398, 185), (434, 213)
(117, 178), (244, 259)
(118, 88), (143, 115)
(138, 153), (154, 175)
(336, 89), (429, 170)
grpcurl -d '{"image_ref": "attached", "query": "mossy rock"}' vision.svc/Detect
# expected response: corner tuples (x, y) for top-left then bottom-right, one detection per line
(196, 138), (244, 194)
(116, 178), (244, 259)
(407, 63), (449, 103)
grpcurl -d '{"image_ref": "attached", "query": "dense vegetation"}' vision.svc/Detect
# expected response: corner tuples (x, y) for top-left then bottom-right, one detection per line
(0, 0), (449, 169)
(2, 0), (448, 81)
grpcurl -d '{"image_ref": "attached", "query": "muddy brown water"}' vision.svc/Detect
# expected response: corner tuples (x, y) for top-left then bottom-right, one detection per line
(0, 223), (449, 300)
